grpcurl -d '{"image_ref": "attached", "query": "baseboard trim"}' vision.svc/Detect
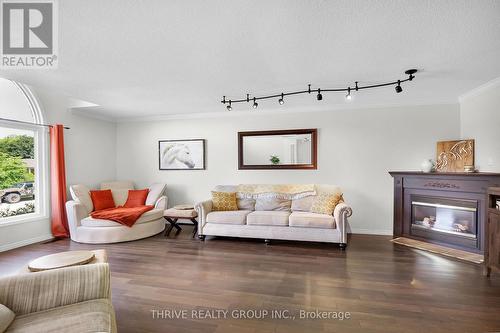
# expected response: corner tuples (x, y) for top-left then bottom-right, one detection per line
(350, 228), (393, 236)
(0, 234), (54, 252)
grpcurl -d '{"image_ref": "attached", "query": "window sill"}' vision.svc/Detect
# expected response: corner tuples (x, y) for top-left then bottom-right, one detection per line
(0, 213), (49, 227)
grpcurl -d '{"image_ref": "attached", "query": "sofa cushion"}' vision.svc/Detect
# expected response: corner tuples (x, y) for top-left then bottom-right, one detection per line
(81, 208), (163, 227)
(69, 184), (93, 213)
(6, 299), (115, 333)
(255, 197), (291, 212)
(246, 211), (290, 226)
(237, 198), (256, 211)
(211, 191), (238, 211)
(0, 304), (15, 333)
(100, 181), (134, 190)
(291, 195), (314, 212)
(146, 183), (166, 205)
(206, 210), (252, 225)
(289, 211), (335, 229)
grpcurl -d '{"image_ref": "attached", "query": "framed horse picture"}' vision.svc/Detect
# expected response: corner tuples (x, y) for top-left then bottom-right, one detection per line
(159, 139), (205, 170)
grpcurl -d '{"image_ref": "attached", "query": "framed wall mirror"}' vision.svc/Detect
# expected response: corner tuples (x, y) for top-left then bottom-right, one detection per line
(238, 129), (317, 170)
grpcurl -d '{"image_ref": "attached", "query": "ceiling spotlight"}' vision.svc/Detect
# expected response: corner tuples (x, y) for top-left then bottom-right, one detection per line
(345, 87), (352, 101)
(227, 101), (232, 111)
(252, 97), (258, 109)
(395, 80), (403, 93)
(278, 93), (284, 105)
(316, 89), (322, 101)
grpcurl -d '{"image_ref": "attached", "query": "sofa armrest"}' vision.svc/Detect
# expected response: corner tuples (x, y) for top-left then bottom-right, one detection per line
(65, 200), (88, 234)
(155, 195), (168, 210)
(334, 202), (352, 244)
(195, 200), (213, 230)
(0, 263), (111, 315)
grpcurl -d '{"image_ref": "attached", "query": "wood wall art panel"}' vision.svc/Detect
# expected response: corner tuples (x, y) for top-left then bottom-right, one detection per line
(436, 139), (474, 172)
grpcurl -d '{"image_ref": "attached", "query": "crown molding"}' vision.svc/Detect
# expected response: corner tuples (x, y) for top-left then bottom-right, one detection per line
(116, 100), (457, 123)
(459, 76), (500, 103)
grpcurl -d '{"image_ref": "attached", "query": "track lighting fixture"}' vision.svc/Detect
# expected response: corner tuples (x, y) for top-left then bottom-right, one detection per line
(316, 89), (322, 101)
(345, 87), (352, 101)
(395, 80), (402, 93)
(278, 93), (284, 105)
(221, 69), (417, 110)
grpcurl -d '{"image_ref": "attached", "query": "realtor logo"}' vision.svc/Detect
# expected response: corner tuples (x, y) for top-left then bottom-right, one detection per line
(1, 0), (58, 68)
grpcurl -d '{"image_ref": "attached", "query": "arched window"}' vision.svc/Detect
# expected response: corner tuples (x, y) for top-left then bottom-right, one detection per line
(0, 78), (48, 224)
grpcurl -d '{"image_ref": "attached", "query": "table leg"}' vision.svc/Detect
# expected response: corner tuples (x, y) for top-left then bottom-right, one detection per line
(191, 218), (198, 238)
(165, 217), (181, 237)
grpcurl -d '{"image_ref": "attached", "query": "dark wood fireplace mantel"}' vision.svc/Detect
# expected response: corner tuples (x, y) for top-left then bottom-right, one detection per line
(389, 171), (500, 254)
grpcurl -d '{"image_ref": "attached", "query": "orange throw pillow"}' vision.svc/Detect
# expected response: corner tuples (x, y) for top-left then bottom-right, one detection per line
(90, 189), (116, 211)
(124, 189), (150, 208)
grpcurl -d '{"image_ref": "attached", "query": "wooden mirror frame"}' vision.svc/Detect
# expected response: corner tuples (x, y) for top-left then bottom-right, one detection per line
(238, 128), (317, 170)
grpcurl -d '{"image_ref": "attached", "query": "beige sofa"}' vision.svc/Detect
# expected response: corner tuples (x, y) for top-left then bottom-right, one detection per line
(0, 263), (116, 333)
(195, 184), (352, 248)
(66, 181), (167, 244)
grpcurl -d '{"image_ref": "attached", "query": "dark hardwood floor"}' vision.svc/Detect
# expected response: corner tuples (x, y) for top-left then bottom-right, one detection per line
(1, 229), (500, 333)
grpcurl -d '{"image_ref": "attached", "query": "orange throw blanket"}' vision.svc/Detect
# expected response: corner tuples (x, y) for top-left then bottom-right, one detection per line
(90, 205), (154, 227)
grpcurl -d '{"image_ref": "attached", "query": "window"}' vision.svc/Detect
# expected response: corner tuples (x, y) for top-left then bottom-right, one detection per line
(0, 78), (48, 224)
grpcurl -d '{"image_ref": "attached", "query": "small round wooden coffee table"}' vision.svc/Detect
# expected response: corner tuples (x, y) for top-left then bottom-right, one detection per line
(28, 250), (96, 272)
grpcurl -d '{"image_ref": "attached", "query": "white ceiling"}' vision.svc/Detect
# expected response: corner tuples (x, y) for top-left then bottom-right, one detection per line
(1, 0), (500, 120)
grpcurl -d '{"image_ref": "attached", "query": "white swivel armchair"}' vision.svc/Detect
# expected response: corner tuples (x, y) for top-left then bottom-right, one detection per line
(65, 181), (167, 244)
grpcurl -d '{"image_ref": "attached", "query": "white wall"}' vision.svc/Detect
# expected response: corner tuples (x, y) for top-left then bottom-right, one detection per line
(0, 86), (117, 251)
(117, 104), (460, 235)
(460, 79), (500, 172)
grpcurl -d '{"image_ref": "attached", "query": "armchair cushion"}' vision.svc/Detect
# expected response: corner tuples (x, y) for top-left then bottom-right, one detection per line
(6, 299), (115, 333)
(146, 183), (166, 206)
(289, 212), (335, 229)
(110, 189), (129, 206)
(0, 304), (15, 333)
(0, 264), (111, 316)
(81, 208), (163, 227)
(69, 184), (93, 214)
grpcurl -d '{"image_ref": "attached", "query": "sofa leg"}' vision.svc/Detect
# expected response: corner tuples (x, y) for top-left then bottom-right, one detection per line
(264, 239), (271, 245)
(339, 243), (347, 250)
(198, 235), (206, 241)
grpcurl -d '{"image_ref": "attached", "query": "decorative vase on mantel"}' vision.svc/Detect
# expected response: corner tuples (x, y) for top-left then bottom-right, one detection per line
(421, 159), (435, 173)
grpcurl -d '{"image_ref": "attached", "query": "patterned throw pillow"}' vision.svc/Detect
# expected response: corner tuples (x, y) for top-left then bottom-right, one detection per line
(212, 191), (239, 211)
(310, 193), (343, 215)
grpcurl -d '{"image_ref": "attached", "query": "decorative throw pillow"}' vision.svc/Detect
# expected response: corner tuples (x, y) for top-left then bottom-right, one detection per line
(255, 197), (291, 211)
(212, 191), (238, 211)
(0, 304), (15, 333)
(310, 193), (343, 215)
(70, 184), (93, 213)
(90, 189), (116, 211)
(109, 189), (129, 207)
(237, 198), (256, 211)
(291, 196), (314, 212)
(124, 189), (150, 208)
